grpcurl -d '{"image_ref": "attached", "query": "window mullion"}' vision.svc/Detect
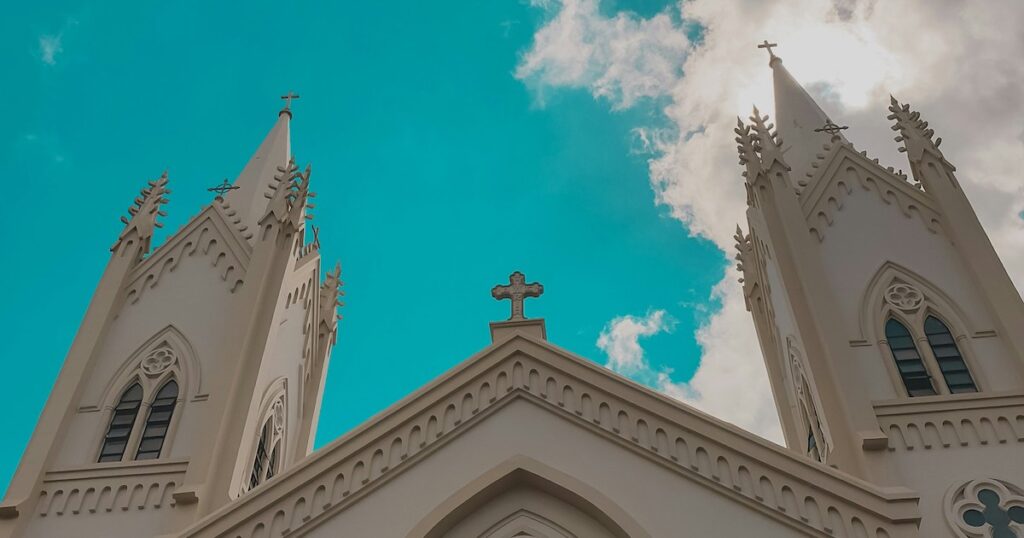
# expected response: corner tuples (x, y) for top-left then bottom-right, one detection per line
(916, 334), (949, 395)
(125, 400), (152, 460)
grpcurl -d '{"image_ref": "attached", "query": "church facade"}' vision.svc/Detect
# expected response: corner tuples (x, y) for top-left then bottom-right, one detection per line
(1, 49), (1023, 537)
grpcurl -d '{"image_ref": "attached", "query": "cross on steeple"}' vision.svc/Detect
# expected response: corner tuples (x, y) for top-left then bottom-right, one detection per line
(492, 271), (543, 321)
(814, 118), (849, 138)
(758, 40), (779, 60)
(207, 178), (239, 197)
(280, 91), (300, 115)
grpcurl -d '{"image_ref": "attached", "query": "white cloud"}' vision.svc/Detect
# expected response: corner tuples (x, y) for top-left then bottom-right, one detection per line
(518, 0), (1024, 442)
(597, 309), (672, 381)
(39, 34), (63, 65)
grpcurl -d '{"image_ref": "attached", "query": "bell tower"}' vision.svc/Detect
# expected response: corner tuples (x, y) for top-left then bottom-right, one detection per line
(0, 100), (342, 538)
(735, 45), (1024, 536)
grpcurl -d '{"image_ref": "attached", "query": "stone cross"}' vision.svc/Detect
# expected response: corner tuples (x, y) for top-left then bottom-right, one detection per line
(491, 272), (543, 321)
(757, 40), (778, 59)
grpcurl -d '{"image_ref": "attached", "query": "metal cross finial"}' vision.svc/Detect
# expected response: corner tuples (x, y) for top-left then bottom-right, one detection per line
(814, 118), (849, 138)
(207, 178), (239, 197)
(491, 271), (544, 321)
(280, 91), (300, 112)
(758, 40), (779, 59)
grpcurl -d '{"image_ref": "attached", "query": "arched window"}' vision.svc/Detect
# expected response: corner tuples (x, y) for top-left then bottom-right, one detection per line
(885, 319), (937, 397)
(924, 316), (977, 393)
(265, 442), (281, 480)
(249, 419), (273, 490)
(99, 383), (144, 462)
(135, 380), (179, 460)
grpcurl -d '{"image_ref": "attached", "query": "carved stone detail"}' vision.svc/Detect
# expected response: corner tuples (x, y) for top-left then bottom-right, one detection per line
(945, 478), (1024, 538)
(140, 347), (176, 377)
(874, 393), (1024, 451)
(884, 283), (924, 312)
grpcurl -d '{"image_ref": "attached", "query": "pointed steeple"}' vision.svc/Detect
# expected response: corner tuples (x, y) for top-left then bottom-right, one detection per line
(764, 46), (846, 181)
(223, 107), (292, 239)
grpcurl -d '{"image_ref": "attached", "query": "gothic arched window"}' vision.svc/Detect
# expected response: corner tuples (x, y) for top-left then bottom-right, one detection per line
(135, 380), (179, 460)
(885, 319), (937, 397)
(248, 419), (274, 490)
(924, 316), (977, 394)
(98, 383), (144, 462)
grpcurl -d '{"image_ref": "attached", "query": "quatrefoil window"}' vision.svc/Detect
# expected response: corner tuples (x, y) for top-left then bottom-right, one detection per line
(884, 283), (924, 311)
(141, 346), (177, 376)
(963, 489), (1024, 538)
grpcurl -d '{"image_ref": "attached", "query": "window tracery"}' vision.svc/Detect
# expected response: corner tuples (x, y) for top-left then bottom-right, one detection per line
(95, 337), (187, 464)
(243, 394), (285, 493)
(868, 270), (983, 398)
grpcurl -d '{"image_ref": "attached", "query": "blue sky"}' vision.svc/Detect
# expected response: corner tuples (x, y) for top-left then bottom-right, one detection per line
(0, 0), (724, 493)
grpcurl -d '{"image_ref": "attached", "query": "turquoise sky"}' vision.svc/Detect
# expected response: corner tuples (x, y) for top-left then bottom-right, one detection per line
(0, 0), (722, 494)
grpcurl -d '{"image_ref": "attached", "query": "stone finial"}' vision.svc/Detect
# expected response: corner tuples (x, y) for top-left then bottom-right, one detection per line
(749, 106), (790, 172)
(491, 271), (543, 321)
(735, 118), (760, 183)
(113, 171), (171, 253)
(319, 262), (344, 326)
(262, 157), (314, 231)
(888, 96), (948, 166)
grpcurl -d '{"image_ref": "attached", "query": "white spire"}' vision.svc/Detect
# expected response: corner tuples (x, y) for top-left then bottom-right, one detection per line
(223, 108), (292, 239)
(766, 49), (846, 181)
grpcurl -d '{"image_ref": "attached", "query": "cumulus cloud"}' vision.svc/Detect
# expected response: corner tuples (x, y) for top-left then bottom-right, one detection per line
(597, 309), (673, 381)
(39, 34), (63, 65)
(518, 0), (1024, 441)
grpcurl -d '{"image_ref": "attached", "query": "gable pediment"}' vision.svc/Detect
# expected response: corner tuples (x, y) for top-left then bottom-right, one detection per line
(122, 202), (252, 306)
(799, 144), (944, 242)
(175, 334), (919, 538)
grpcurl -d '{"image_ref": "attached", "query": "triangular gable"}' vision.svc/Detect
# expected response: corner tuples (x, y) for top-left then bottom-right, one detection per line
(175, 333), (919, 538)
(122, 202), (253, 307)
(799, 143), (944, 242)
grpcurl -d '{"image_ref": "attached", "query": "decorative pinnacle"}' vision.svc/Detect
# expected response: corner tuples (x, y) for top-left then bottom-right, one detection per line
(748, 106), (790, 171)
(887, 96), (946, 165)
(733, 225), (752, 284)
(734, 117), (759, 182)
(320, 261), (344, 325)
(262, 157), (314, 229)
(113, 171), (171, 253)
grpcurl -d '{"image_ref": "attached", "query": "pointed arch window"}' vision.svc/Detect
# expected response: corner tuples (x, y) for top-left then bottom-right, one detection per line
(135, 380), (179, 460)
(885, 319), (937, 397)
(924, 316), (977, 394)
(99, 383), (144, 462)
(249, 419), (271, 490)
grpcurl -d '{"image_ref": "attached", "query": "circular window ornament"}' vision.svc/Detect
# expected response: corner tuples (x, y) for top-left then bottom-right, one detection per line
(141, 347), (177, 376)
(946, 478), (1024, 537)
(884, 283), (924, 311)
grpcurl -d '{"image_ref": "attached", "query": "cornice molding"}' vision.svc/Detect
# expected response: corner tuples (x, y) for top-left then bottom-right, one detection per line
(873, 391), (1024, 451)
(36, 460), (188, 517)
(175, 336), (920, 538)
(121, 204), (253, 307)
(800, 144), (944, 242)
